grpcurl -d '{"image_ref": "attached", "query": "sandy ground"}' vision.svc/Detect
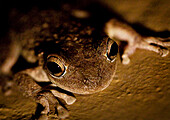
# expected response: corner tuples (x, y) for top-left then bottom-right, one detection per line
(0, 0), (170, 120)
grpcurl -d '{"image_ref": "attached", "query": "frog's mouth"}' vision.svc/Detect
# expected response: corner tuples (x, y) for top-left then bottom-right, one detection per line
(48, 74), (115, 94)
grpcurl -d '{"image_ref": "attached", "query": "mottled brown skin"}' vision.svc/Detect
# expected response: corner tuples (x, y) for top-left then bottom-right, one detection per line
(1, 6), (170, 119)
(7, 9), (118, 119)
(10, 9), (117, 94)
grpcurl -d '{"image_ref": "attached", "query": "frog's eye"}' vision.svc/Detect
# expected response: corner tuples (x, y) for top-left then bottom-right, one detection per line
(45, 56), (65, 77)
(107, 40), (118, 62)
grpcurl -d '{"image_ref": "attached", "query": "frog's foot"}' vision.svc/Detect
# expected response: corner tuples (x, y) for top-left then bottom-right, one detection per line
(14, 73), (69, 119)
(143, 37), (170, 57)
(38, 92), (69, 119)
(121, 36), (170, 64)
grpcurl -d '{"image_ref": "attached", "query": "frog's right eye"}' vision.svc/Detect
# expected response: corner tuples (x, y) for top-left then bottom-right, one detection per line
(45, 56), (65, 77)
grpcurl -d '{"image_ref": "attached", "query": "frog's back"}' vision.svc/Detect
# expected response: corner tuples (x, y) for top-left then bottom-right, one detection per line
(9, 9), (70, 62)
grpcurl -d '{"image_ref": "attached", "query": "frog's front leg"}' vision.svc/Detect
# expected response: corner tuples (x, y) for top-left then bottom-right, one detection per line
(14, 68), (73, 119)
(23, 66), (76, 105)
(105, 19), (170, 64)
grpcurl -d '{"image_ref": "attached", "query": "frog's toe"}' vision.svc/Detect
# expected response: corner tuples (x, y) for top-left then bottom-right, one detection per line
(57, 105), (69, 119)
(160, 49), (169, 57)
(122, 54), (130, 65)
(121, 44), (136, 64)
(144, 37), (170, 47)
(137, 41), (170, 57)
(0, 76), (14, 96)
(50, 89), (76, 105)
(39, 96), (50, 115)
(65, 95), (76, 105)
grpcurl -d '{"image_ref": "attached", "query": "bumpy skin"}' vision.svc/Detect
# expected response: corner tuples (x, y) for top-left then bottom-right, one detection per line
(1, 3), (170, 119)
(9, 9), (118, 119)
(10, 9), (117, 94)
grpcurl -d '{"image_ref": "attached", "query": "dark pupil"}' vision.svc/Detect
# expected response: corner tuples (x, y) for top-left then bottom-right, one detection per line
(108, 42), (118, 60)
(47, 62), (62, 75)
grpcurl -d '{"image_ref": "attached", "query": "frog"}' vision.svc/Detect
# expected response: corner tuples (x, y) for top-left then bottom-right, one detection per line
(0, 1), (170, 119)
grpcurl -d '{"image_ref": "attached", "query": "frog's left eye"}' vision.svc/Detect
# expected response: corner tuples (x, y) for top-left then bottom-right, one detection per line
(106, 39), (118, 62)
(45, 56), (65, 77)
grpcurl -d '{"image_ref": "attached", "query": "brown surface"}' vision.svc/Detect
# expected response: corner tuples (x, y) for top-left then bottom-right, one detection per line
(0, 0), (170, 120)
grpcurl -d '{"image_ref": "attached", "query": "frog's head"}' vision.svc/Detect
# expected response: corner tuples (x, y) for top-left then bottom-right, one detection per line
(42, 36), (118, 94)
(40, 22), (118, 94)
